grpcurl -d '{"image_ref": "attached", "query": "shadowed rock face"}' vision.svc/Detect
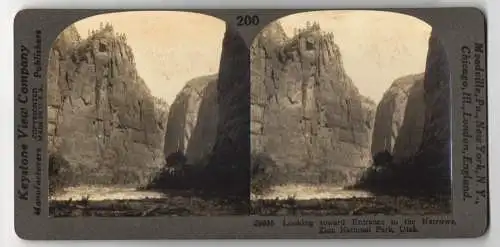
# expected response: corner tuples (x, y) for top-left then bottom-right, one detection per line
(371, 73), (425, 164)
(206, 25), (251, 196)
(163, 74), (218, 167)
(359, 31), (451, 196)
(251, 22), (376, 187)
(142, 25), (251, 199)
(416, 31), (451, 194)
(47, 25), (168, 186)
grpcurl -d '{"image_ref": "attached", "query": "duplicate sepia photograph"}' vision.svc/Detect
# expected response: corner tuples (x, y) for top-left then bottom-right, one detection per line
(47, 11), (251, 217)
(250, 10), (451, 216)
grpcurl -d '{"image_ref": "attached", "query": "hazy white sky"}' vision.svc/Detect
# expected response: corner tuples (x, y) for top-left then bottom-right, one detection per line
(70, 10), (431, 104)
(278, 10), (431, 103)
(73, 11), (225, 104)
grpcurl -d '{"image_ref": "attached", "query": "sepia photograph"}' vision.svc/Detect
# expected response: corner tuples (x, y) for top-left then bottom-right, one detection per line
(47, 11), (251, 217)
(250, 10), (452, 216)
(12, 7), (488, 239)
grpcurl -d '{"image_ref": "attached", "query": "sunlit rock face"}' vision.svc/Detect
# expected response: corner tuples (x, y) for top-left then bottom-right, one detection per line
(359, 31), (451, 196)
(371, 73), (425, 164)
(163, 74), (218, 167)
(47, 25), (168, 185)
(251, 22), (376, 187)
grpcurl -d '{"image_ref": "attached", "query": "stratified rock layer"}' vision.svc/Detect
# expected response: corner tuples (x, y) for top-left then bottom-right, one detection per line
(47, 24), (168, 186)
(251, 22), (376, 187)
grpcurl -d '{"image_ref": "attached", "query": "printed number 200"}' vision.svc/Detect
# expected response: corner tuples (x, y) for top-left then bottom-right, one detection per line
(237, 15), (260, 26)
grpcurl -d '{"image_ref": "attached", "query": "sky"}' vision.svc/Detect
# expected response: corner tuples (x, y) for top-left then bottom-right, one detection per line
(278, 10), (431, 103)
(73, 11), (225, 104)
(69, 10), (431, 104)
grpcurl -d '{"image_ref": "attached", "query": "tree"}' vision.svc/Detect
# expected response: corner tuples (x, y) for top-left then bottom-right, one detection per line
(312, 21), (320, 30)
(49, 152), (71, 196)
(306, 21), (311, 28)
(166, 150), (187, 167)
(373, 150), (393, 167)
(251, 152), (277, 195)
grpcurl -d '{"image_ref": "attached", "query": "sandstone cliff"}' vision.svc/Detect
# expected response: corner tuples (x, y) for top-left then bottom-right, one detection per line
(147, 25), (250, 198)
(371, 73), (425, 164)
(48, 24), (168, 186)
(358, 31), (451, 196)
(415, 31), (451, 194)
(361, 96), (377, 149)
(206, 24), (251, 196)
(163, 74), (218, 167)
(250, 22), (375, 188)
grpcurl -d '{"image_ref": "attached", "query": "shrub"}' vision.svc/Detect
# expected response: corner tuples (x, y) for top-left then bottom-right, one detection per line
(146, 151), (208, 191)
(251, 152), (278, 195)
(166, 151), (187, 167)
(373, 150), (393, 167)
(48, 152), (71, 196)
(355, 150), (451, 198)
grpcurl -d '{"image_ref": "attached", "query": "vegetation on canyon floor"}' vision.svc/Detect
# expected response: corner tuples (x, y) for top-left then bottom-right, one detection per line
(49, 150), (251, 217)
(50, 193), (249, 217)
(351, 150), (451, 197)
(251, 195), (451, 216)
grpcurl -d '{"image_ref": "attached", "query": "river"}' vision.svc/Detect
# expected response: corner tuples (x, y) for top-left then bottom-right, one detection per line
(51, 184), (373, 201)
(251, 184), (373, 200)
(50, 185), (166, 201)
